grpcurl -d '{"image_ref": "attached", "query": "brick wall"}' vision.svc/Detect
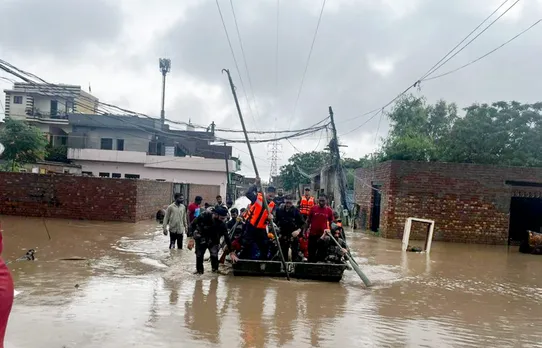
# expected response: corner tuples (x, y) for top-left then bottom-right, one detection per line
(135, 180), (173, 221)
(0, 172), (173, 222)
(355, 161), (542, 245)
(354, 162), (392, 233)
(189, 184), (220, 206)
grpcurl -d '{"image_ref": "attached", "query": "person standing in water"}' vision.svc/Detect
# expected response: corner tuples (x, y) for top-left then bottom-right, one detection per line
(188, 206), (238, 274)
(163, 193), (188, 249)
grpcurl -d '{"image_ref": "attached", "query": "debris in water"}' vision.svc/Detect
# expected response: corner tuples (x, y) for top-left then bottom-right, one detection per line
(74, 284), (79, 289)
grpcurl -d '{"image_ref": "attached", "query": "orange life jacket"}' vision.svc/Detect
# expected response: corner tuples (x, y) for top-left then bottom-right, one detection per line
(247, 193), (275, 229)
(242, 205), (250, 220)
(299, 196), (315, 215)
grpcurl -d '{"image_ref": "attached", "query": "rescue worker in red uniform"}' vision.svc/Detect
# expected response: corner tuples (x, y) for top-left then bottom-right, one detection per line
(242, 178), (276, 260)
(298, 187), (315, 221)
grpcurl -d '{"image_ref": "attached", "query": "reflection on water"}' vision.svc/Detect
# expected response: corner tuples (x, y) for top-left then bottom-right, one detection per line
(2, 215), (542, 347)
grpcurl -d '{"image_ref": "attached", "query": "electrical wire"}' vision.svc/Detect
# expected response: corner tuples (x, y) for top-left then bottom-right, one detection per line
(419, 0), (511, 81)
(423, 18), (541, 82)
(0, 60), (329, 144)
(421, 0), (521, 80)
(338, 0), (519, 130)
(229, 0), (260, 121)
(1, 58), (328, 136)
(289, 0), (327, 127)
(340, 109), (382, 137)
(214, 0), (257, 125)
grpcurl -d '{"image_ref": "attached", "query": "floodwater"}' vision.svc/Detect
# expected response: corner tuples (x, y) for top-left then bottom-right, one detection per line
(1, 216), (542, 348)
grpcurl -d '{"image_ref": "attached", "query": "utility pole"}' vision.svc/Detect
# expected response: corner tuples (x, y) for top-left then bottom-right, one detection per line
(328, 106), (349, 217)
(224, 142), (231, 202)
(159, 58), (171, 129)
(223, 68), (290, 281)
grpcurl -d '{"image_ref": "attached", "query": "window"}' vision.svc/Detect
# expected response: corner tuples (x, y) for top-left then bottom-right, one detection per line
(116, 139), (124, 151)
(125, 174), (140, 179)
(13, 96), (23, 104)
(112, 173), (121, 178)
(100, 138), (113, 150)
(82, 171), (93, 176)
(99, 172), (110, 178)
(50, 100), (58, 116)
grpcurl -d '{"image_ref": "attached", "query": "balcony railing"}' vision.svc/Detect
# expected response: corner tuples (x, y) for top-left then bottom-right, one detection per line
(25, 108), (69, 119)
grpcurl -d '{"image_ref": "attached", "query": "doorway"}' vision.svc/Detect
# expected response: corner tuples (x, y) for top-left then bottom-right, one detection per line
(508, 196), (542, 245)
(370, 184), (382, 232)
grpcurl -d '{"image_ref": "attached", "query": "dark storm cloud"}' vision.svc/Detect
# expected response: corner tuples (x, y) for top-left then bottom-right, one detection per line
(0, 0), (122, 57)
(158, 0), (542, 149)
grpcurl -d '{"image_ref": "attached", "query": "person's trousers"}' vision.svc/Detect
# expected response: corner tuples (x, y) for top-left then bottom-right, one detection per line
(307, 235), (321, 263)
(169, 232), (183, 249)
(195, 241), (219, 273)
(242, 225), (269, 260)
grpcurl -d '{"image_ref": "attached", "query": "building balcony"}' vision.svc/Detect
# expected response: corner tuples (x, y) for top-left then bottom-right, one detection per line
(67, 148), (237, 173)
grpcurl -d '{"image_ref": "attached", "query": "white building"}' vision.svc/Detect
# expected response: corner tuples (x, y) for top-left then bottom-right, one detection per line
(3, 82), (99, 147)
(66, 113), (239, 199)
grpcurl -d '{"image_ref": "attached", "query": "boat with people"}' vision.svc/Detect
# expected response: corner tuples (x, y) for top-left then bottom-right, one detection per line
(231, 259), (348, 282)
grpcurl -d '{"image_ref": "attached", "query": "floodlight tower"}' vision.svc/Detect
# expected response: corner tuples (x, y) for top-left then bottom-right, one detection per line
(159, 58), (171, 128)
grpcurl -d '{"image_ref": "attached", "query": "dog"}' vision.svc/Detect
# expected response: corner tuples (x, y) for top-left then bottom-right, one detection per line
(16, 249), (36, 261)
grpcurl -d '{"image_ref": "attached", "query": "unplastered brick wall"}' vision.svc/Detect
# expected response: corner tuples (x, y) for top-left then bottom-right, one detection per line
(355, 160), (542, 245)
(135, 180), (173, 221)
(0, 172), (173, 222)
(189, 184), (220, 206)
(354, 162), (392, 232)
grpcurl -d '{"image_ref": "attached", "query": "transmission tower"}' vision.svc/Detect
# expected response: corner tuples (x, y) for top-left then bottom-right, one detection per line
(268, 140), (281, 184)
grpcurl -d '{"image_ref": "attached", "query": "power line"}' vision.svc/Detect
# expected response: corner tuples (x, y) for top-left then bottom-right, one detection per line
(1, 58), (330, 138)
(419, 0), (511, 81)
(340, 109), (382, 137)
(339, 0), (519, 130)
(214, 0), (256, 125)
(0, 60), (330, 144)
(423, 18), (541, 82)
(421, 0), (521, 80)
(229, 0), (260, 120)
(289, 0), (327, 127)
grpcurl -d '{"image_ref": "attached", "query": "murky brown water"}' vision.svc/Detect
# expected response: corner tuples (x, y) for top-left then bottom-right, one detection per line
(1, 216), (542, 348)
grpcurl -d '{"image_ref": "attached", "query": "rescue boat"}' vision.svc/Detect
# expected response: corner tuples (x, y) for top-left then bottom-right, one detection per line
(231, 259), (347, 282)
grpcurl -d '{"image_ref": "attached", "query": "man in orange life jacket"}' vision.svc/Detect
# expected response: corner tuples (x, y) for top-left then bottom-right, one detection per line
(242, 177), (276, 260)
(298, 187), (315, 221)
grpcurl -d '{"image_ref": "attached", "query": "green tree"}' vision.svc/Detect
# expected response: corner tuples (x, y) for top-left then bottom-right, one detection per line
(441, 101), (542, 166)
(45, 144), (69, 163)
(0, 119), (48, 171)
(278, 151), (331, 191)
(381, 95), (458, 161)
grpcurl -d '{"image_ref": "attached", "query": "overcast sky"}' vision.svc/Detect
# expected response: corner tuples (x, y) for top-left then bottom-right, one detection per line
(1, 0), (541, 179)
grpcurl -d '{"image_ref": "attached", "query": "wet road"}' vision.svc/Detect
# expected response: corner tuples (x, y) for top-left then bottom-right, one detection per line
(1, 216), (542, 347)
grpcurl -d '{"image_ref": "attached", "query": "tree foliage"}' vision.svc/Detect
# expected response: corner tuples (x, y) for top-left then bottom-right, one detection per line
(278, 95), (542, 189)
(0, 119), (48, 171)
(278, 151), (331, 191)
(380, 95), (542, 167)
(45, 144), (69, 163)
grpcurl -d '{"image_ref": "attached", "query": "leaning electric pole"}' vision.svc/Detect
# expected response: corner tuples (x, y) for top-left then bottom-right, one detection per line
(159, 58), (171, 128)
(328, 106), (349, 216)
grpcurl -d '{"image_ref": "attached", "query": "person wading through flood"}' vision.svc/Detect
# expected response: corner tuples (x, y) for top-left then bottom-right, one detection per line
(188, 206), (238, 274)
(225, 208), (245, 256)
(242, 178), (276, 260)
(275, 195), (305, 261)
(188, 196), (203, 225)
(163, 193), (188, 249)
(306, 195), (334, 263)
